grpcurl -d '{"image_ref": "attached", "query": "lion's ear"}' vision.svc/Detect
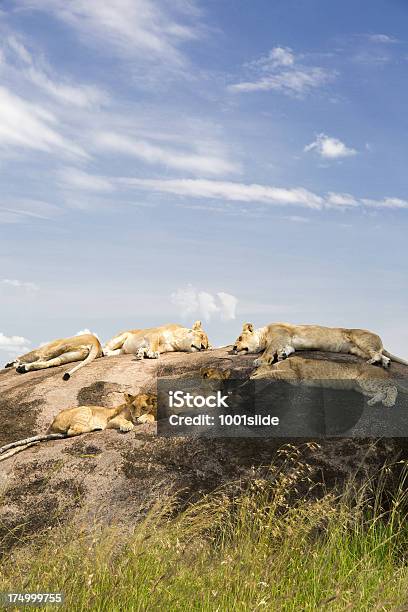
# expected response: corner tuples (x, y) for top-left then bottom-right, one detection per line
(242, 322), (254, 333)
(192, 320), (202, 331)
(124, 393), (135, 403)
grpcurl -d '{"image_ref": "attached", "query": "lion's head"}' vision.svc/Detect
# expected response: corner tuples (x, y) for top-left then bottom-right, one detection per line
(200, 367), (231, 380)
(124, 393), (157, 422)
(232, 323), (261, 354)
(177, 321), (210, 353)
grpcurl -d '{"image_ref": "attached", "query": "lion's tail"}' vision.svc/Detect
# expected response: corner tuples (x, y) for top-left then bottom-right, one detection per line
(0, 433), (66, 462)
(383, 350), (408, 366)
(63, 337), (102, 381)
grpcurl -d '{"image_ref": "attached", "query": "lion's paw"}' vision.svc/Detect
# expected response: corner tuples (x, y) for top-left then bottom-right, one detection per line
(120, 422), (135, 432)
(146, 350), (160, 359)
(254, 356), (273, 367)
(383, 388), (397, 407)
(367, 395), (381, 407)
(381, 356), (391, 368)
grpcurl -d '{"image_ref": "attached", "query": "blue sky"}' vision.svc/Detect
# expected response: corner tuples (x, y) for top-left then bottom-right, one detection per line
(0, 0), (407, 362)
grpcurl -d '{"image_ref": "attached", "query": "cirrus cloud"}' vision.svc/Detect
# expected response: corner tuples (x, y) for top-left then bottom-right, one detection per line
(93, 131), (240, 177)
(14, 0), (201, 67)
(230, 46), (335, 97)
(0, 86), (88, 158)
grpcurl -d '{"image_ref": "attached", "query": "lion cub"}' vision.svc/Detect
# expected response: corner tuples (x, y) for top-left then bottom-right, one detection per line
(48, 393), (157, 436)
(200, 367), (231, 380)
(129, 392), (157, 423)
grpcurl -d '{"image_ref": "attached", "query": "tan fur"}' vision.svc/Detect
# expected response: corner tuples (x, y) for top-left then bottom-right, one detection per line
(127, 393), (157, 424)
(200, 367), (231, 380)
(233, 322), (407, 369)
(48, 393), (157, 436)
(251, 356), (398, 407)
(103, 321), (210, 359)
(6, 334), (102, 380)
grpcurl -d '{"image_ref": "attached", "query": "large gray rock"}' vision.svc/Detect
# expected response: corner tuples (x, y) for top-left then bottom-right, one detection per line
(0, 348), (406, 555)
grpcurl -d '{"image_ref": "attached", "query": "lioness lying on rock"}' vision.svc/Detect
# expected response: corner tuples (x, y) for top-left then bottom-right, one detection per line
(233, 322), (408, 369)
(48, 393), (157, 436)
(5, 333), (102, 380)
(251, 356), (398, 407)
(103, 321), (210, 359)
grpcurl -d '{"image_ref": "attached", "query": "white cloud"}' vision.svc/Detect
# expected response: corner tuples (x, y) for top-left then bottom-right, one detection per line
(93, 131), (239, 176)
(26, 66), (106, 108)
(6, 35), (32, 64)
(76, 329), (100, 340)
(15, 0), (199, 66)
(246, 46), (295, 70)
(118, 176), (408, 212)
(0, 198), (61, 224)
(120, 178), (325, 209)
(283, 215), (310, 223)
(368, 34), (398, 44)
(0, 332), (30, 356)
(1, 279), (39, 291)
(231, 68), (331, 95)
(361, 197), (408, 209)
(0, 86), (88, 158)
(171, 285), (198, 317)
(197, 292), (219, 321)
(171, 286), (238, 321)
(58, 167), (114, 191)
(230, 46), (334, 96)
(2, 35), (108, 108)
(326, 192), (358, 207)
(217, 292), (238, 320)
(304, 133), (357, 159)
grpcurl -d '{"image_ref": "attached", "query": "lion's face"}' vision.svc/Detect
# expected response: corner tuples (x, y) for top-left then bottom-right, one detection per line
(233, 323), (260, 354)
(178, 321), (210, 352)
(200, 367), (231, 380)
(125, 393), (157, 421)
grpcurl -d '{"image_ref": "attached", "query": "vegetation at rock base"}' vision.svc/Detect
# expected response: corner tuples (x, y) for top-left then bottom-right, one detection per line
(2, 446), (408, 611)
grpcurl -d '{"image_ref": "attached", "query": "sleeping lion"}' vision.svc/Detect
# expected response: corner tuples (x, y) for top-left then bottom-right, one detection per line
(48, 393), (157, 436)
(5, 333), (102, 380)
(233, 322), (408, 369)
(251, 356), (398, 407)
(103, 321), (210, 359)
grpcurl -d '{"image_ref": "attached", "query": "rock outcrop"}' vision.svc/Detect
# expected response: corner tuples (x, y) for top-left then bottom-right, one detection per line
(0, 348), (407, 555)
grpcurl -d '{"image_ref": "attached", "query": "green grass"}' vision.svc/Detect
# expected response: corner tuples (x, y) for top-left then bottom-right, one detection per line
(2, 449), (408, 611)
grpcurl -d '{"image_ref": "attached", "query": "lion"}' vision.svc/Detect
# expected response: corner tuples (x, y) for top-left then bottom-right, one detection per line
(48, 392), (157, 436)
(251, 356), (398, 407)
(0, 393), (158, 462)
(200, 367), (231, 380)
(129, 393), (157, 424)
(233, 322), (408, 369)
(4, 333), (102, 380)
(103, 321), (210, 359)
